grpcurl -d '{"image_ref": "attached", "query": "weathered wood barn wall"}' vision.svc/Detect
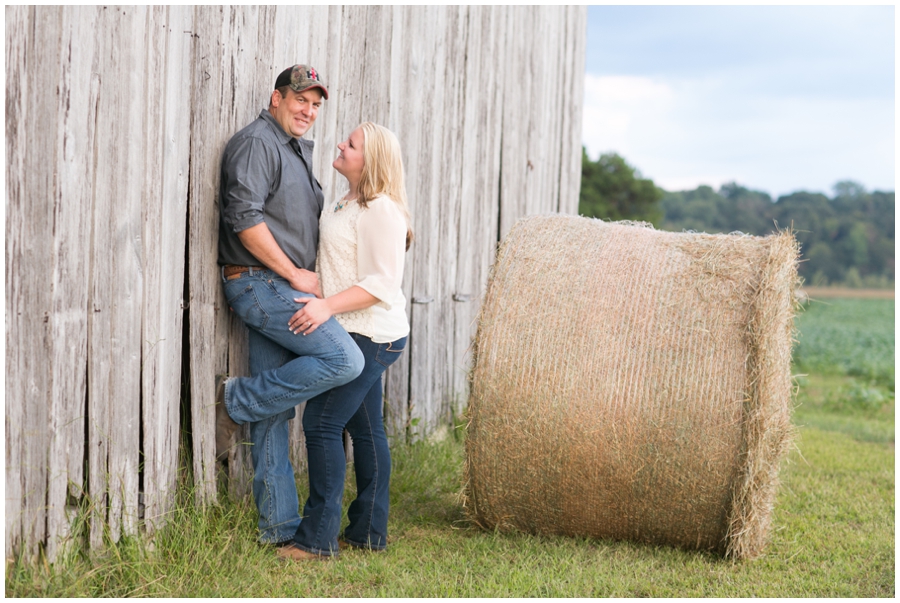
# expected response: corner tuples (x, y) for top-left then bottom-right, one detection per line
(6, 5), (585, 561)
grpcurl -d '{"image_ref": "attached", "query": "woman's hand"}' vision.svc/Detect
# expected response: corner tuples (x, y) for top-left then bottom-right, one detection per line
(288, 297), (334, 335)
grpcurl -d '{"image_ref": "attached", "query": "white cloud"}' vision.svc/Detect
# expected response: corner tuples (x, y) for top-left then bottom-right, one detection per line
(582, 74), (675, 162)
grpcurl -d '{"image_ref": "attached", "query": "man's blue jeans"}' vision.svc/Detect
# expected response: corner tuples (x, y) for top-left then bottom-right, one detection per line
(292, 333), (407, 556)
(221, 267), (364, 544)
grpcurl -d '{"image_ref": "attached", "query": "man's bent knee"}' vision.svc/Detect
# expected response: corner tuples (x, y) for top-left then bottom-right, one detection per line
(339, 343), (365, 385)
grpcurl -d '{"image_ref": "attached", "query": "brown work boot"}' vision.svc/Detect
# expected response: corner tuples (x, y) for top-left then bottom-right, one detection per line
(276, 541), (331, 561)
(215, 374), (238, 460)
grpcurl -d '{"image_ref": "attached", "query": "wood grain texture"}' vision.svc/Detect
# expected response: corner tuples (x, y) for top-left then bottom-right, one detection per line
(5, 5), (27, 560)
(86, 7), (114, 547)
(95, 5), (146, 543)
(401, 6), (451, 440)
(45, 6), (96, 560)
(140, 6), (192, 534)
(559, 6), (587, 215)
(6, 5), (53, 561)
(187, 5), (229, 505)
(382, 6), (418, 439)
(432, 6), (468, 433)
(449, 6), (505, 430)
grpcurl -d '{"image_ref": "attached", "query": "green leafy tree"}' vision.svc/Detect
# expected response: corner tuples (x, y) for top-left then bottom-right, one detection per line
(833, 180), (867, 201)
(719, 182), (774, 234)
(579, 148), (663, 224)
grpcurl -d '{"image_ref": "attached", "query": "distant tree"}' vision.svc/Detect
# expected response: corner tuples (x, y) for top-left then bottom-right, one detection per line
(579, 148), (663, 224)
(771, 192), (834, 250)
(718, 182), (774, 234)
(805, 241), (840, 284)
(833, 180), (866, 200)
(658, 182), (774, 235)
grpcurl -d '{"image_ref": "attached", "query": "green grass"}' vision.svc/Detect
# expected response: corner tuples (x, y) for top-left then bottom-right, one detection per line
(6, 425), (893, 597)
(794, 373), (895, 444)
(7, 299), (895, 597)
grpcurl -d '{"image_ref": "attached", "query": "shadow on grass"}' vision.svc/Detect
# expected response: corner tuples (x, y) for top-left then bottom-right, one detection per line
(388, 434), (470, 530)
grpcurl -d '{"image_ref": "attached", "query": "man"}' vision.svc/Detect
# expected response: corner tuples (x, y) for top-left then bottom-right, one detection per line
(216, 65), (364, 549)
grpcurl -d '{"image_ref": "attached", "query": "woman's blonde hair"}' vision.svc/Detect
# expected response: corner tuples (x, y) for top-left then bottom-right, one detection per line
(356, 122), (414, 249)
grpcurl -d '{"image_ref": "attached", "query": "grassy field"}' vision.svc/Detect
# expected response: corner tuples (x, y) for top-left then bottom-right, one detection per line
(6, 298), (895, 597)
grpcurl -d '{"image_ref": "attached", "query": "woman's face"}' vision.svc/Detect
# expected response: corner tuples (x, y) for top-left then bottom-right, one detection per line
(333, 127), (365, 183)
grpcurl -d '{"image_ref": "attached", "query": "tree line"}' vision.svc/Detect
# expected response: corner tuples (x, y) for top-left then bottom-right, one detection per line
(579, 150), (895, 288)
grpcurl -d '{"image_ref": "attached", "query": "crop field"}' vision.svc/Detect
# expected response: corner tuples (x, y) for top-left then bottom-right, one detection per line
(793, 296), (895, 388)
(7, 298), (894, 597)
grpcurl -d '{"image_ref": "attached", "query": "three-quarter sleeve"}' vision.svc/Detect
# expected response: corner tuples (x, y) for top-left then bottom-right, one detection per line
(355, 196), (407, 309)
(221, 136), (278, 233)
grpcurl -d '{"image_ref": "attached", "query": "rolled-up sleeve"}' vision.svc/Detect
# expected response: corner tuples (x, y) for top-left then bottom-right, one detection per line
(221, 136), (277, 233)
(355, 197), (407, 309)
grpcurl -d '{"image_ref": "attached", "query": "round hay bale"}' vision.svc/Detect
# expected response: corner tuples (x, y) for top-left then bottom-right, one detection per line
(464, 215), (799, 560)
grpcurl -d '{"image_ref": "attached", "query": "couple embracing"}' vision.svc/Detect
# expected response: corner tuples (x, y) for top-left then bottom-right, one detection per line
(215, 64), (411, 561)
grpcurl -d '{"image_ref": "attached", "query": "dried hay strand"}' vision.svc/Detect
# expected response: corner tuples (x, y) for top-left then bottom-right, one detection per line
(463, 215), (799, 560)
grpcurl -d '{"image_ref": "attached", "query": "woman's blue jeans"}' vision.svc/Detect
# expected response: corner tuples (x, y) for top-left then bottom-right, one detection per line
(221, 268), (364, 544)
(292, 333), (407, 556)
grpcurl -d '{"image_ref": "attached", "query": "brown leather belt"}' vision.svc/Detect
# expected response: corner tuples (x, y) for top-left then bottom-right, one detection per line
(223, 265), (265, 280)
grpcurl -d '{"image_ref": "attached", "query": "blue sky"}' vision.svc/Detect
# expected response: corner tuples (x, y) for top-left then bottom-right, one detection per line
(582, 5), (895, 198)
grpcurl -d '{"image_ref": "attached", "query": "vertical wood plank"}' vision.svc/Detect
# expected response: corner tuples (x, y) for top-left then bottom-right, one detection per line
(392, 6), (450, 440)
(100, 5), (146, 542)
(87, 6), (113, 545)
(558, 6), (587, 215)
(5, 4), (54, 561)
(4, 4), (27, 560)
(359, 5), (394, 127)
(140, 5), (192, 534)
(435, 6), (469, 428)
(44, 5), (97, 561)
(383, 5), (412, 439)
(450, 6), (505, 429)
(188, 4), (230, 505)
(533, 6), (563, 216)
(497, 7), (522, 239)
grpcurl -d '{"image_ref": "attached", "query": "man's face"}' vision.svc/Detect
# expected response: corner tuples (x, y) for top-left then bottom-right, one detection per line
(269, 88), (323, 138)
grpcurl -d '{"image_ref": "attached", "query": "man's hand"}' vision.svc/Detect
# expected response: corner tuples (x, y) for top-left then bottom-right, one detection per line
(289, 269), (322, 298)
(236, 223), (322, 297)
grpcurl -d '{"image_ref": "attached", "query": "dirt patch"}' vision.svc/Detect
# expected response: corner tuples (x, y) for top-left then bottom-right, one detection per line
(801, 287), (894, 300)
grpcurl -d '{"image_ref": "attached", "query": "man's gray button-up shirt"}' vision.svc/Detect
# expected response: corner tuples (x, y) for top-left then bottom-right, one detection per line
(217, 109), (325, 271)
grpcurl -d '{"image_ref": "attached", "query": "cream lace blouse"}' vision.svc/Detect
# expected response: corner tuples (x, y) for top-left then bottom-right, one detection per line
(316, 194), (410, 343)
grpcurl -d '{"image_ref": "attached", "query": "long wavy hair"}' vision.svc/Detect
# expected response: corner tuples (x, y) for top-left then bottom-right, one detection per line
(356, 122), (414, 250)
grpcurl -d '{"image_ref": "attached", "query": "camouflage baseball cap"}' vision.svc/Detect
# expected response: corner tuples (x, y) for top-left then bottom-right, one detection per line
(274, 64), (328, 100)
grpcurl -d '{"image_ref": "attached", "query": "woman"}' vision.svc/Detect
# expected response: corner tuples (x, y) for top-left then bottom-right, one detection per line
(278, 122), (412, 560)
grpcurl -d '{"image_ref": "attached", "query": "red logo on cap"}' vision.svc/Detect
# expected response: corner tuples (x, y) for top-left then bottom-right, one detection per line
(308, 68), (318, 81)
